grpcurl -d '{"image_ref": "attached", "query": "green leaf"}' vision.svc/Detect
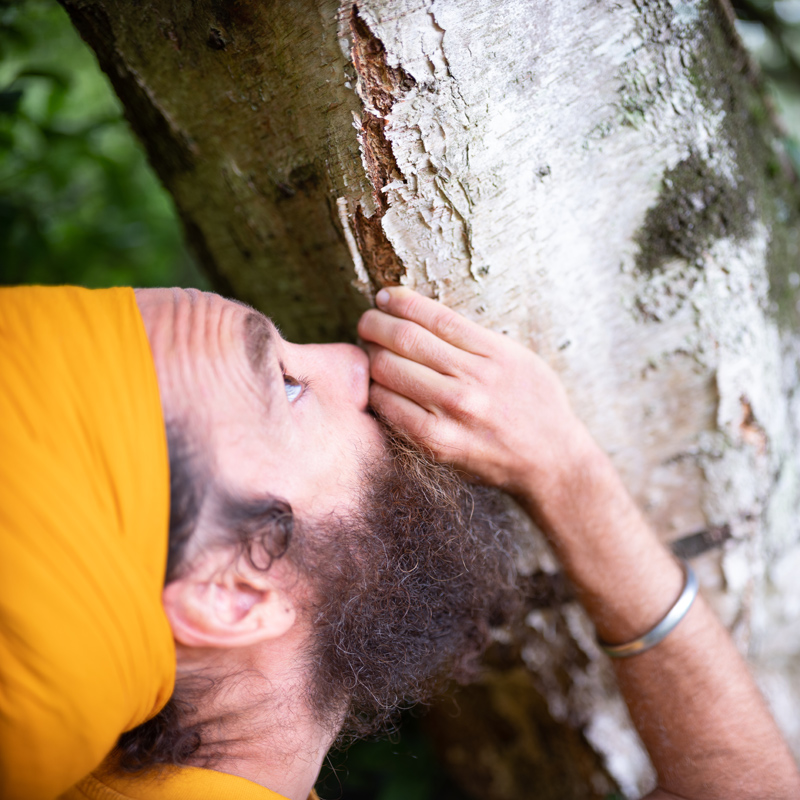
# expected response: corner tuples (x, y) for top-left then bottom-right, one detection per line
(0, 88), (23, 115)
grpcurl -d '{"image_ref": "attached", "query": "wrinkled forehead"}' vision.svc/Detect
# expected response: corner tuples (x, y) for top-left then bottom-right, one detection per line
(136, 288), (286, 417)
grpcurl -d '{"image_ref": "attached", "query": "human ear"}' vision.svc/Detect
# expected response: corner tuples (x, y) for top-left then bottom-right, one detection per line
(162, 551), (297, 649)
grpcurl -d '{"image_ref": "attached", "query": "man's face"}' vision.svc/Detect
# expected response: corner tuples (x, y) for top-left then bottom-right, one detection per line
(129, 288), (518, 755)
(135, 288), (384, 520)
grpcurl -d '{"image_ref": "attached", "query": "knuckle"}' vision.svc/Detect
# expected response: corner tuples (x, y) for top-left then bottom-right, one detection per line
(413, 412), (437, 442)
(357, 309), (379, 338)
(434, 309), (462, 340)
(401, 292), (423, 319)
(446, 384), (487, 422)
(443, 385), (470, 415)
(393, 321), (421, 354)
(368, 348), (393, 381)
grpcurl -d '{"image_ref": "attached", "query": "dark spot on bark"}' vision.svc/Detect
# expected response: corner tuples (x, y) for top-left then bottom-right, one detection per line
(521, 571), (575, 610)
(209, 0), (253, 31)
(275, 163), (320, 200)
(670, 524), (731, 560)
(59, 0), (196, 183)
(160, 23), (181, 51)
(634, 151), (753, 275)
(207, 27), (226, 50)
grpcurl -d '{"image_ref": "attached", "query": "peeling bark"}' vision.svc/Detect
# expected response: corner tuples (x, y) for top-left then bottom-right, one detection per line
(349, 6), (412, 286)
(61, 0), (800, 797)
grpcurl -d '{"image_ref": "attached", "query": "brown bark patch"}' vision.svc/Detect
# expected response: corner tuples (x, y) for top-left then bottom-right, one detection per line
(353, 206), (406, 286)
(740, 396), (768, 454)
(670, 524), (732, 559)
(350, 7), (416, 116)
(349, 5), (415, 287)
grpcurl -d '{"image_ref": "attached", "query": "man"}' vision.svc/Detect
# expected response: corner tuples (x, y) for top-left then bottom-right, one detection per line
(1, 284), (798, 800)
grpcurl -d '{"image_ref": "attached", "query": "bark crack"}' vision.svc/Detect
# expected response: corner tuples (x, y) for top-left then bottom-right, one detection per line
(349, 5), (415, 287)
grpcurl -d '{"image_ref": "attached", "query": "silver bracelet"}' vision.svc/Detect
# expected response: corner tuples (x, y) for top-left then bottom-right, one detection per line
(599, 562), (698, 659)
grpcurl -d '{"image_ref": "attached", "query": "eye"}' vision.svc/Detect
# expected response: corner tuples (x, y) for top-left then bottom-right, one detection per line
(283, 373), (303, 403)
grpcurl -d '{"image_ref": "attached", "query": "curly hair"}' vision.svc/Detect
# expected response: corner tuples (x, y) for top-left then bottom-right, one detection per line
(116, 421), (520, 770)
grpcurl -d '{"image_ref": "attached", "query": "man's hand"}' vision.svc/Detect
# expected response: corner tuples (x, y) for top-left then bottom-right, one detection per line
(357, 286), (591, 503)
(362, 285), (800, 800)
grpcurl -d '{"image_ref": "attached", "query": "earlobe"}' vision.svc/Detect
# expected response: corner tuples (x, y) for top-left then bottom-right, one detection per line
(162, 561), (297, 649)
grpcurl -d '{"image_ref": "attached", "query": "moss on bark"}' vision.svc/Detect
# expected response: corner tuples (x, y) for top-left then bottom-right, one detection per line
(635, 149), (754, 274)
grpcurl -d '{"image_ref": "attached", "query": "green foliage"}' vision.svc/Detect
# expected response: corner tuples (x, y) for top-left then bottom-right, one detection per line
(0, 0), (204, 288)
(732, 0), (800, 140)
(316, 715), (468, 800)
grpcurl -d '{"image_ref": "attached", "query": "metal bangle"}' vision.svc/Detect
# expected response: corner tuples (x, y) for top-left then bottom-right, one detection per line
(599, 562), (699, 659)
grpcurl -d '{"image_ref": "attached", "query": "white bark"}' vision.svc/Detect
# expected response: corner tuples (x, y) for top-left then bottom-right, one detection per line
(336, 0), (800, 794)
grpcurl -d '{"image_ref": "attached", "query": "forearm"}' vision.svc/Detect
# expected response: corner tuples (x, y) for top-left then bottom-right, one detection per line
(521, 436), (800, 799)
(358, 287), (799, 797)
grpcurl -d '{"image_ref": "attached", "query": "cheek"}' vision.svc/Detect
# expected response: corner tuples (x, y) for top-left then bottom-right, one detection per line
(212, 420), (292, 489)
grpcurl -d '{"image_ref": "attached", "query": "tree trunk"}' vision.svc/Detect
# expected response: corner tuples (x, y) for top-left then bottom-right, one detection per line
(60, 0), (800, 796)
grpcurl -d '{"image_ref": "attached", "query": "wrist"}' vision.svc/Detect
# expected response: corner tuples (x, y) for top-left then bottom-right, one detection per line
(512, 422), (607, 532)
(513, 426), (685, 643)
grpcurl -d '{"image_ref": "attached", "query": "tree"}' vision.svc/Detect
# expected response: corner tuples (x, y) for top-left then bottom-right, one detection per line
(58, 0), (800, 796)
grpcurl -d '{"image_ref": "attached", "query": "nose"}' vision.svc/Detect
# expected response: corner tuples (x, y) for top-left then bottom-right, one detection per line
(314, 343), (371, 411)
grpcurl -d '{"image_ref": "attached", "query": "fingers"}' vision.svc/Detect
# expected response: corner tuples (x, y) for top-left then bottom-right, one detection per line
(372, 286), (494, 356)
(359, 309), (465, 375)
(365, 343), (452, 412)
(368, 382), (438, 444)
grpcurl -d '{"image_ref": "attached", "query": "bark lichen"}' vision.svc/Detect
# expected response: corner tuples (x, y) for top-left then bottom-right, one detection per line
(635, 150), (753, 275)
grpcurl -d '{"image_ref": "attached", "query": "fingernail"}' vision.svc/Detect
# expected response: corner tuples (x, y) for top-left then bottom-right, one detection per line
(376, 288), (390, 308)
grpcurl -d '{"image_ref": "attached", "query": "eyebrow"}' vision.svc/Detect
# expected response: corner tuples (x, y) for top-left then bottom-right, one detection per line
(243, 311), (277, 380)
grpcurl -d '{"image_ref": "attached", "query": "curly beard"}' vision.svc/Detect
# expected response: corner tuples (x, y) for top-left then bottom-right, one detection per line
(301, 422), (522, 741)
(116, 421), (521, 770)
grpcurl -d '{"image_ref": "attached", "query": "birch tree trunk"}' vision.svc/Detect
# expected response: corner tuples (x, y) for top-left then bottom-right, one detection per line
(61, 0), (800, 796)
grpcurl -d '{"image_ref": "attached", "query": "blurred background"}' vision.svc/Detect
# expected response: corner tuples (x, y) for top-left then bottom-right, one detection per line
(1, 1), (798, 798)
(0, 0), (202, 288)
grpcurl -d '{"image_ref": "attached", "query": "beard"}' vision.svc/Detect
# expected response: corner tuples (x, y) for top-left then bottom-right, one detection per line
(300, 421), (521, 742)
(116, 420), (521, 770)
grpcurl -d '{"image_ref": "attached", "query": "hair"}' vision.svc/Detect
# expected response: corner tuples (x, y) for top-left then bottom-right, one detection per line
(305, 426), (520, 742)
(116, 420), (521, 771)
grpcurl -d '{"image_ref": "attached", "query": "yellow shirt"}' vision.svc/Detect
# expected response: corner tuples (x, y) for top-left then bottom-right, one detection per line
(61, 764), (308, 800)
(0, 287), (174, 799)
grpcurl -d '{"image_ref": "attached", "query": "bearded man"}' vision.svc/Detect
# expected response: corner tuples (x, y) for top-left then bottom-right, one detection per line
(0, 284), (797, 800)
